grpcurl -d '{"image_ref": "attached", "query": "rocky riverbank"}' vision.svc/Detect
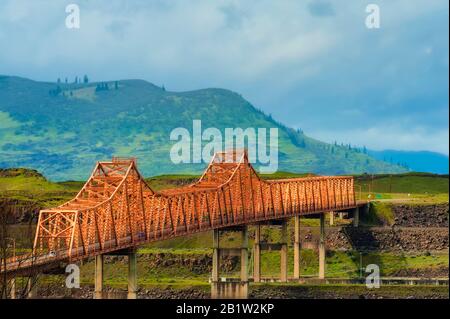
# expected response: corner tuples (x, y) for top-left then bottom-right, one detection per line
(30, 283), (449, 299)
(391, 203), (448, 227)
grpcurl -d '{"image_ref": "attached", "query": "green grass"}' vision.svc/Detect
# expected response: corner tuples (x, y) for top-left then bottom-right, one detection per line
(259, 250), (448, 278)
(0, 170), (80, 207)
(353, 173), (448, 206)
(364, 202), (395, 225)
(16, 248), (429, 292)
(355, 173), (449, 195)
(45, 250), (446, 289)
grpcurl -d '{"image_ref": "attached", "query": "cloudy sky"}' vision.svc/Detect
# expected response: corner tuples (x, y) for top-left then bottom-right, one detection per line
(0, 0), (448, 154)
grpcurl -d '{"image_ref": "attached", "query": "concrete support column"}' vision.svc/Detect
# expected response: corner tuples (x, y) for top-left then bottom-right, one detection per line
(27, 276), (38, 299)
(240, 226), (248, 282)
(211, 227), (249, 299)
(211, 229), (220, 299)
(329, 211), (335, 226)
(253, 225), (261, 282)
(10, 278), (16, 299)
(293, 216), (301, 279)
(319, 214), (326, 279)
(353, 207), (360, 227)
(127, 251), (137, 299)
(94, 254), (104, 299)
(280, 221), (288, 282)
(212, 229), (220, 282)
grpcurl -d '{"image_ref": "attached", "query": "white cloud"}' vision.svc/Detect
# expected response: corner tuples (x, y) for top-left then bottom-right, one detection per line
(0, 0), (448, 154)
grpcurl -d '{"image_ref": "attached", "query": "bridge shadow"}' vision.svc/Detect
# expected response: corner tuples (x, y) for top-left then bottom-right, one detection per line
(340, 225), (408, 280)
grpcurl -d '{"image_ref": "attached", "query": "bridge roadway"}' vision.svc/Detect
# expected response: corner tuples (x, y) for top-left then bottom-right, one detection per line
(1, 150), (365, 278)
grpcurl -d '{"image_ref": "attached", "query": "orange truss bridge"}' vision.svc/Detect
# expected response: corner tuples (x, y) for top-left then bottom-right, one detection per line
(2, 150), (358, 276)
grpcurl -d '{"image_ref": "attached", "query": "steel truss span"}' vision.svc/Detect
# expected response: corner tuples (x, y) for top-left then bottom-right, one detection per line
(2, 150), (356, 275)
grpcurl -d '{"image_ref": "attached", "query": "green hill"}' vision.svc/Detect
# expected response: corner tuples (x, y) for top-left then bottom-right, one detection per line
(0, 75), (407, 180)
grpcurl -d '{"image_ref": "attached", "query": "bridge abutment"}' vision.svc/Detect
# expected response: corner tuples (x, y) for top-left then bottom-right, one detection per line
(211, 226), (249, 299)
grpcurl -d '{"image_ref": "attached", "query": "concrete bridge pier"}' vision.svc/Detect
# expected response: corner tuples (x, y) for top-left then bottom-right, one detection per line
(94, 254), (104, 299)
(94, 249), (137, 299)
(10, 278), (16, 299)
(211, 226), (249, 299)
(240, 227), (249, 283)
(127, 251), (137, 299)
(329, 211), (335, 226)
(253, 224), (261, 282)
(353, 207), (360, 227)
(2, 277), (17, 299)
(252, 219), (288, 283)
(27, 276), (38, 299)
(280, 220), (288, 283)
(319, 213), (326, 279)
(293, 216), (301, 280)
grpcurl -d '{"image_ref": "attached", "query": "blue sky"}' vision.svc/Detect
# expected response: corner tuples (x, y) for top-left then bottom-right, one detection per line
(0, 0), (448, 155)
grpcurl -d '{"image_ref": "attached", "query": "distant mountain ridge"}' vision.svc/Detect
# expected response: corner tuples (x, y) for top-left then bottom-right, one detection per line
(0, 75), (407, 180)
(368, 150), (449, 174)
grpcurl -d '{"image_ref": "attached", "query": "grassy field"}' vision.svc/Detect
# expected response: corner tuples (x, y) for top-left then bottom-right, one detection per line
(354, 172), (449, 203)
(34, 249), (448, 289)
(0, 168), (81, 207)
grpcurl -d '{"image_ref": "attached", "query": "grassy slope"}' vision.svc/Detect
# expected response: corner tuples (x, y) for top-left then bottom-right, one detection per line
(0, 75), (406, 181)
(0, 169), (81, 207)
(355, 173), (449, 194)
(354, 173), (449, 206)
